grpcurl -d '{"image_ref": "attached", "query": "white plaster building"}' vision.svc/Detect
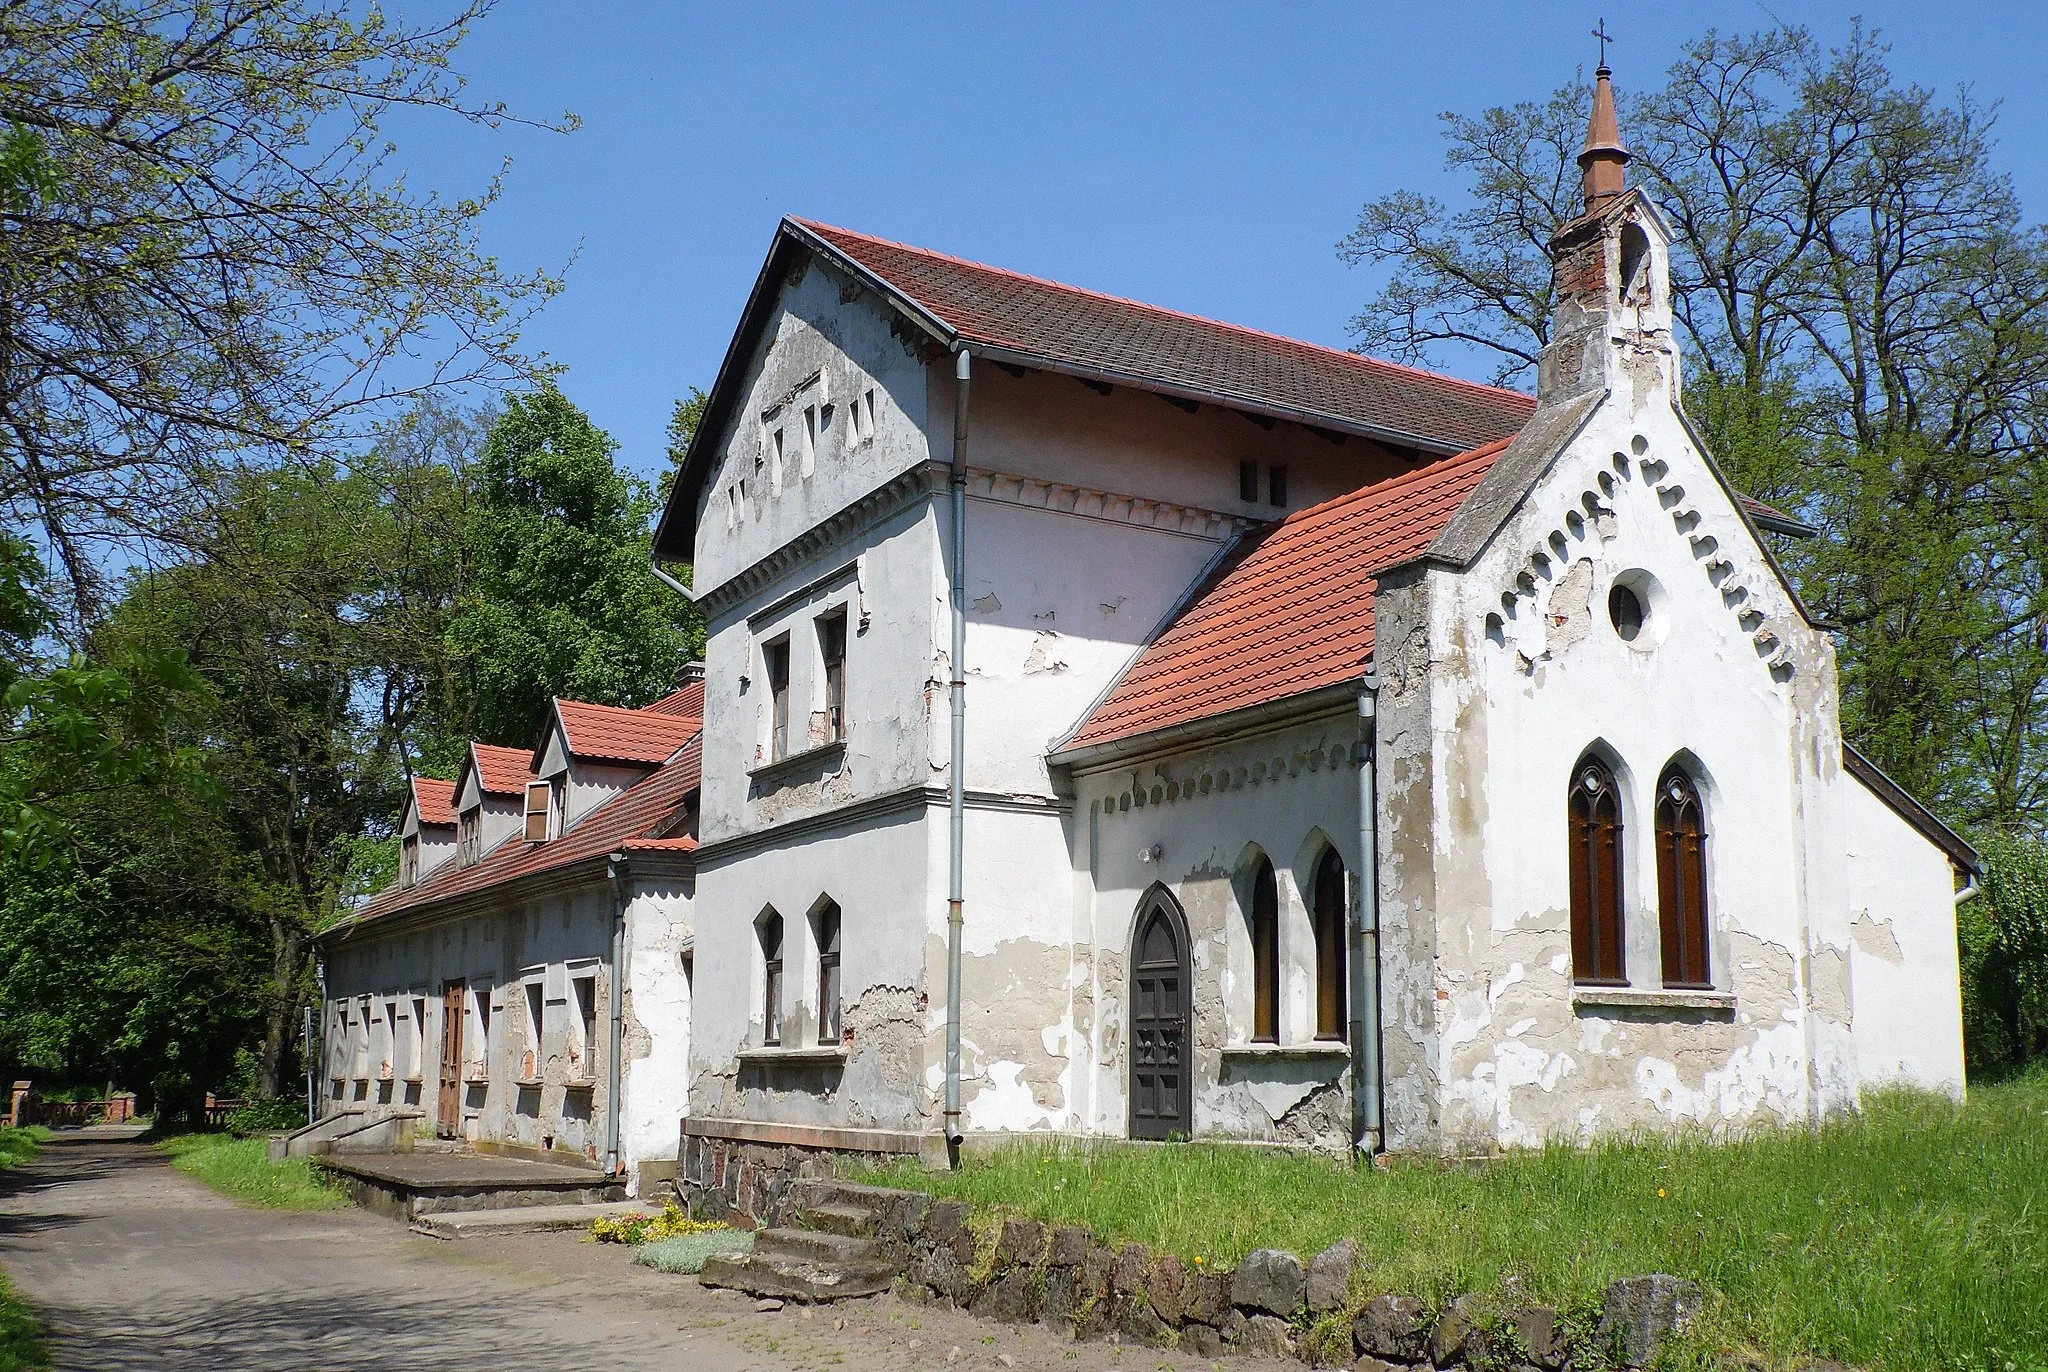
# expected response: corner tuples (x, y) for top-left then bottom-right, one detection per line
(317, 679), (705, 1194)
(653, 70), (1973, 1196)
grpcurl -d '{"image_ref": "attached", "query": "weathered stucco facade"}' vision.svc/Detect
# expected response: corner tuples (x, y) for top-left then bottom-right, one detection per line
(655, 168), (1971, 1183)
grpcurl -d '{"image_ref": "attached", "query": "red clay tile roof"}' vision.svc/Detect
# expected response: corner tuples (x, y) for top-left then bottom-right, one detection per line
(411, 776), (457, 828)
(794, 220), (1536, 455)
(1063, 439), (1511, 753)
(351, 738), (702, 929)
(555, 698), (700, 766)
(470, 743), (536, 797)
(645, 680), (706, 718)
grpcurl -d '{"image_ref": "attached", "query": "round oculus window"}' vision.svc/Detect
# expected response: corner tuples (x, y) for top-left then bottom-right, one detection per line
(1609, 584), (1646, 641)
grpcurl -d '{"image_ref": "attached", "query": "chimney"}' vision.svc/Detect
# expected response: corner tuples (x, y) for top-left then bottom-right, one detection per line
(1578, 64), (1628, 213)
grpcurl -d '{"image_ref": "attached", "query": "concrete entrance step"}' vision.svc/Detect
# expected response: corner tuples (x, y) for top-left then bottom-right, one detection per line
(410, 1200), (643, 1240)
(697, 1227), (901, 1303)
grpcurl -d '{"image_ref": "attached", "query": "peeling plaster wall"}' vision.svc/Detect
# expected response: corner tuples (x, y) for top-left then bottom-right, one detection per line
(1383, 199), (1959, 1151)
(690, 260), (933, 595)
(1070, 713), (1365, 1150)
(689, 808), (931, 1133)
(1841, 779), (1966, 1093)
(321, 876), (690, 1194)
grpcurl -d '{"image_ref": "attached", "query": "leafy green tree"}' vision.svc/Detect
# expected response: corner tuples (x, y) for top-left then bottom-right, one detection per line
(659, 388), (709, 506)
(0, 0), (566, 626)
(445, 384), (702, 751)
(1341, 21), (2048, 830)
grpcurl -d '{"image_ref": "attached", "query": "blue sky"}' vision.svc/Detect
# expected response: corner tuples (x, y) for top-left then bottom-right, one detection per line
(398, 2), (2048, 482)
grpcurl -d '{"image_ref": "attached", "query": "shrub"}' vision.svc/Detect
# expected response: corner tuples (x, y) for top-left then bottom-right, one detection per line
(590, 1197), (727, 1245)
(1964, 833), (2048, 1075)
(223, 1096), (307, 1135)
(633, 1229), (755, 1274)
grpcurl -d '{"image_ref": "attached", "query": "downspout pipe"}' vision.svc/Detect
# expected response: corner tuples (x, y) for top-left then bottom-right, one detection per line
(1353, 676), (1385, 1154)
(649, 560), (699, 603)
(605, 851), (629, 1179)
(944, 347), (972, 1159)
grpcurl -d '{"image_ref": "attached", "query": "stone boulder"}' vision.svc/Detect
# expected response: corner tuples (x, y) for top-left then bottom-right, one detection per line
(1352, 1293), (1431, 1363)
(1146, 1253), (1187, 1324)
(1306, 1238), (1363, 1313)
(1236, 1313), (1296, 1359)
(1597, 1275), (1703, 1367)
(1231, 1247), (1307, 1317)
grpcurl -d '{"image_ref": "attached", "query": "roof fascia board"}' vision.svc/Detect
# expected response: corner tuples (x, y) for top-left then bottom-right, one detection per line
(1049, 680), (1361, 773)
(322, 848), (697, 945)
(782, 219), (959, 349)
(1841, 742), (1979, 875)
(964, 341), (1469, 458)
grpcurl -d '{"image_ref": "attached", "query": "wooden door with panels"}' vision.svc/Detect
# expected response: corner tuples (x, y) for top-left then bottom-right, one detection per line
(437, 980), (465, 1138)
(1128, 888), (1192, 1141)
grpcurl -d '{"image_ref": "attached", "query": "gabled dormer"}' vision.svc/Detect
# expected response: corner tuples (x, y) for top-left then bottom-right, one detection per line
(532, 677), (703, 840)
(452, 741), (536, 866)
(397, 776), (458, 888)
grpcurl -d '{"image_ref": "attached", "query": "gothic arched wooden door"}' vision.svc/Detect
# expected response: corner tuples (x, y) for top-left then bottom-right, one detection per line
(1128, 887), (1192, 1140)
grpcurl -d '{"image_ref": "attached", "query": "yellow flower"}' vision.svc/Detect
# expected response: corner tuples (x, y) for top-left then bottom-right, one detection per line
(1657, 1188), (1667, 1198)
(1193, 1256), (1204, 1265)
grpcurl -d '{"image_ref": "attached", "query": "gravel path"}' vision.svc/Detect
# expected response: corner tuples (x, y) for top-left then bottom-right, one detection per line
(0, 1128), (1279, 1372)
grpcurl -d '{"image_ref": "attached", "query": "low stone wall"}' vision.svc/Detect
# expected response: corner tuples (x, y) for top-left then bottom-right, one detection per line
(790, 1178), (1707, 1370)
(678, 1118), (926, 1229)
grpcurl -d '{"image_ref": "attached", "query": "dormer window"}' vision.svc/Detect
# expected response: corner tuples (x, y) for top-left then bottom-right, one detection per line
(524, 781), (551, 842)
(401, 834), (419, 887)
(458, 808), (481, 866)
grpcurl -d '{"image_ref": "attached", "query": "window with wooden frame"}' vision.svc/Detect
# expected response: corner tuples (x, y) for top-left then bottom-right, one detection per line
(524, 781), (551, 842)
(572, 975), (597, 1077)
(458, 807), (480, 865)
(1248, 857), (1279, 1042)
(1655, 765), (1712, 989)
(1312, 849), (1348, 1038)
(765, 638), (791, 761)
(818, 610), (847, 745)
(813, 901), (842, 1045)
(1569, 756), (1628, 985)
(401, 833), (419, 886)
(759, 911), (785, 1045)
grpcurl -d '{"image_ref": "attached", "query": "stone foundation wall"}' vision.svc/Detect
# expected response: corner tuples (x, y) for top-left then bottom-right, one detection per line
(677, 1122), (924, 1229)
(791, 1177), (1705, 1370)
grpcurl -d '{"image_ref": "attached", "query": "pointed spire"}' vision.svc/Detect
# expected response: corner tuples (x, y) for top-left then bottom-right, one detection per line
(1578, 62), (1628, 213)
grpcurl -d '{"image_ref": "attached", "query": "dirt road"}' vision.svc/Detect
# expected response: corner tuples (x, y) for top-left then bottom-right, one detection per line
(0, 1129), (1274, 1372)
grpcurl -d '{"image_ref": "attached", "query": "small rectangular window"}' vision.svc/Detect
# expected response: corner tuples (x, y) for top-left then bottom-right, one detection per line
(771, 428), (785, 492)
(524, 781), (551, 842)
(818, 611), (847, 745)
(765, 639), (791, 760)
(401, 833), (418, 886)
(458, 808), (479, 865)
(522, 981), (543, 1080)
(802, 405), (818, 478)
(1268, 464), (1288, 507)
(1239, 459), (1259, 503)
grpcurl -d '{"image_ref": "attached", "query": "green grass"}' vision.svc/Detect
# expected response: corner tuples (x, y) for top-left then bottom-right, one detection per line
(0, 1130), (50, 1370)
(632, 1229), (755, 1274)
(157, 1134), (348, 1211)
(0, 1129), (48, 1173)
(0, 1270), (46, 1372)
(865, 1074), (2048, 1372)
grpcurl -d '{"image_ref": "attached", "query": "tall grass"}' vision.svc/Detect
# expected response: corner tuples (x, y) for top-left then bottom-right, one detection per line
(867, 1075), (2048, 1372)
(0, 1128), (48, 1173)
(158, 1134), (347, 1211)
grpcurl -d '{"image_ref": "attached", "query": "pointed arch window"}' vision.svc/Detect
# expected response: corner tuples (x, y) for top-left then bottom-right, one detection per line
(1248, 858), (1278, 1043)
(758, 912), (784, 1046)
(1655, 766), (1711, 989)
(1313, 850), (1348, 1039)
(1569, 757), (1628, 986)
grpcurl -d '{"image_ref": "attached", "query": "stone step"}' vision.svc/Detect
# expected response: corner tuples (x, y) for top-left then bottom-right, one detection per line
(785, 1176), (916, 1222)
(753, 1226), (884, 1267)
(798, 1201), (878, 1238)
(697, 1250), (900, 1304)
(410, 1200), (643, 1240)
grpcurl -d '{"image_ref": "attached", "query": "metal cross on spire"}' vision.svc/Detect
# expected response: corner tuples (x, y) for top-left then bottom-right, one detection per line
(1592, 19), (1614, 70)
